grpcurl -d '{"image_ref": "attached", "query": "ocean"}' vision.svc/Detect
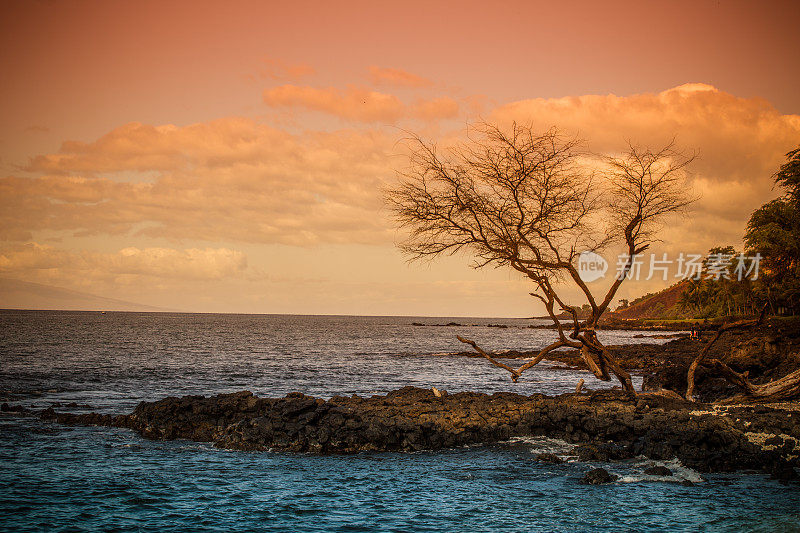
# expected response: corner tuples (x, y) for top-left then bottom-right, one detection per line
(1, 310), (798, 532)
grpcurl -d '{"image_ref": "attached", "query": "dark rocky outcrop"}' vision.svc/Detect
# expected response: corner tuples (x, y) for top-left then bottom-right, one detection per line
(1, 402), (25, 413)
(582, 468), (618, 484)
(599, 320), (800, 403)
(31, 386), (799, 478)
(643, 465), (673, 476)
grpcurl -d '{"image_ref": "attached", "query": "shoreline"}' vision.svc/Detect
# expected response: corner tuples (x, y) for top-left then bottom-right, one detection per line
(4, 320), (798, 482)
(19, 387), (798, 482)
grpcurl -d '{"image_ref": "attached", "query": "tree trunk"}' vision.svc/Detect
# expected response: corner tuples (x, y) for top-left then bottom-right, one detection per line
(685, 307), (767, 401)
(706, 359), (800, 403)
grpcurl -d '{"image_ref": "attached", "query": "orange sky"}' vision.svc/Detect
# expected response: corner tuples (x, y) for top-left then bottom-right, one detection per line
(1, 0), (799, 315)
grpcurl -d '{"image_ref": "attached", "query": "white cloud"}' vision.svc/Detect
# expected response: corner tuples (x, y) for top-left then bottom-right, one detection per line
(4, 118), (397, 245)
(0, 242), (248, 284)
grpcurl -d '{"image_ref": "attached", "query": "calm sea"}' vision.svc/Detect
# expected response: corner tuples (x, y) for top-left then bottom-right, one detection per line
(0, 310), (798, 532)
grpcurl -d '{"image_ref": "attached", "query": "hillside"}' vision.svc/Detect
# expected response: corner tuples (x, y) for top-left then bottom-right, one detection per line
(609, 281), (689, 320)
(537, 281), (690, 322)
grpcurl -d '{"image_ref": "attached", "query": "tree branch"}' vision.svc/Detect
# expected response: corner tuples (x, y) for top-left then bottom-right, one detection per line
(457, 336), (521, 381)
(685, 305), (768, 400)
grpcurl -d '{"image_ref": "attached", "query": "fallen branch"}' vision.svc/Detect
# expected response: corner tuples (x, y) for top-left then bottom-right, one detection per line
(456, 333), (636, 396)
(457, 336), (522, 381)
(703, 358), (800, 403)
(702, 359), (753, 392)
(685, 306), (767, 401)
(457, 335), (579, 383)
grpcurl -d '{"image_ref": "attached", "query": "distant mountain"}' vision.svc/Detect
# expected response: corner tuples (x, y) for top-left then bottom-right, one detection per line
(609, 281), (689, 320)
(0, 278), (172, 312)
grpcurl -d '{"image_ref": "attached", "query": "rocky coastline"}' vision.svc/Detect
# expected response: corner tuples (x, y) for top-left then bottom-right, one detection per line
(5, 320), (799, 482)
(14, 385), (796, 481)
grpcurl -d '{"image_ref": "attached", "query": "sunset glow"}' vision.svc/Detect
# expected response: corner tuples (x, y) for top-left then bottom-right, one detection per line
(2, 0), (799, 315)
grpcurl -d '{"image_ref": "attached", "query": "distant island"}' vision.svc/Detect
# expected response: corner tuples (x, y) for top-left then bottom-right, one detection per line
(0, 278), (174, 312)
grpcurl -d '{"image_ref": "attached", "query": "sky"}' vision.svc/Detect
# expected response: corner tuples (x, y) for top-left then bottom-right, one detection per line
(1, 0), (799, 316)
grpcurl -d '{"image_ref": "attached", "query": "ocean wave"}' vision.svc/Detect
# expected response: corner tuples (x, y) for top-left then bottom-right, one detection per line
(617, 458), (705, 484)
(506, 435), (576, 457)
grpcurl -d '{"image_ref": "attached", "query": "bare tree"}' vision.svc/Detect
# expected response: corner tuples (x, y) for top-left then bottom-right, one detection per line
(386, 123), (695, 395)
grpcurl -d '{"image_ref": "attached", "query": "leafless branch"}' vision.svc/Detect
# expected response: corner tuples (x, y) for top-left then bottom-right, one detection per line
(386, 123), (696, 394)
(685, 305), (768, 400)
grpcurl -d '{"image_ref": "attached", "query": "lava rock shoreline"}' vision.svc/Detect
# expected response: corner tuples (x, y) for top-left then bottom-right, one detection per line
(31, 386), (799, 479)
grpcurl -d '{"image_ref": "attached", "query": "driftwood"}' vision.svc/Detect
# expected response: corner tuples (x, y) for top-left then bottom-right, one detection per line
(707, 360), (800, 403)
(684, 307), (767, 400)
(457, 336), (522, 381)
(686, 306), (800, 402)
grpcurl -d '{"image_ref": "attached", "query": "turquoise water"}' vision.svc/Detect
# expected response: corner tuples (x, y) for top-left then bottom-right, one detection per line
(2, 421), (799, 532)
(1, 311), (799, 531)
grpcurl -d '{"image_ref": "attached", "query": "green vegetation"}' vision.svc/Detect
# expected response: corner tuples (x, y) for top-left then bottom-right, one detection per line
(620, 145), (800, 320)
(744, 145), (800, 315)
(629, 291), (661, 308)
(677, 246), (760, 318)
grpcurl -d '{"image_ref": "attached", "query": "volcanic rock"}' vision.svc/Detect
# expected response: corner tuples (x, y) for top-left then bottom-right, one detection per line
(582, 468), (618, 484)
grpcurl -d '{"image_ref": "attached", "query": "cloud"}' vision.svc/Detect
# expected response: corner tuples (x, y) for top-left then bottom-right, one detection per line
(27, 118), (282, 174)
(4, 118), (396, 245)
(492, 83), (799, 179)
(490, 83), (800, 249)
(6, 83), (799, 267)
(0, 242), (248, 283)
(262, 84), (461, 124)
(368, 66), (433, 88)
(263, 85), (406, 123)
